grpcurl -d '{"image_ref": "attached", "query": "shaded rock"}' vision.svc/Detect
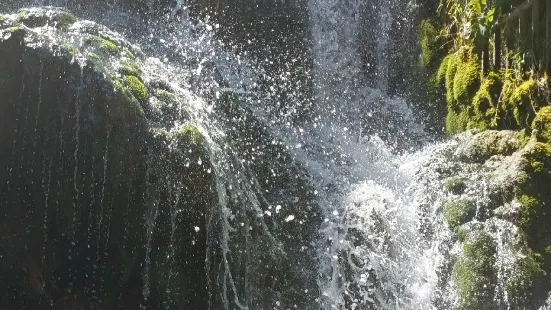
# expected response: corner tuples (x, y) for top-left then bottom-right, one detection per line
(0, 8), (213, 309)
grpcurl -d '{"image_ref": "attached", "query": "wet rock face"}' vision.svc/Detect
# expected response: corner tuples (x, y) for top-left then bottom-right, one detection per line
(412, 130), (551, 309)
(0, 8), (214, 309)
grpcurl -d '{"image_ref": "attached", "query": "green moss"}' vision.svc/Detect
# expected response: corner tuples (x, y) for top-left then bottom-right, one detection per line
(86, 35), (120, 55)
(444, 54), (459, 106)
(15, 9), (75, 29)
(445, 105), (470, 135)
(444, 177), (466, 194)
(507, 255), (546, 309)
(61, 43), (78, 56)
(155, 89), (176, 103)
(436, 54), (453, 86)
(16, 9), (28, 20)
(169, 124), (204, 150)
(532, 106), (551, 143)
(123, 49), (135, 60)
(508, 79), (537, 127)
(453, 60), (480, 109)
(453, 231), (497, 310)
(472, 72), (502, 128)
(122, 75), (148, 104)
(54, 12), (76, 29)
(515, 142), (551, 276)
(442, 199), (477, 230)
(419, 19), (441, 68)
(118, 60), (142, 77)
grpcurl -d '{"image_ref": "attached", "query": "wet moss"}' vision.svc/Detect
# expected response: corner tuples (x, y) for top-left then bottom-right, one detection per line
(419, 19), (441, 68)
(154, 89), (176, 103)
(170, 124), (203, 146)
(61, 43), (78, 56)
(122, 75), (148, 104)
(436, 54), (453, 86)
(515, 141), (551, 277)
(472, 72), (502, 128)
(444, 54), (459, 107)
(444, 176), (466, 194)
(452, 231), (497, 310)
(16, 9), (76, 29)
(118, 59), (142, 78)
(507, 254), (546, 309)
(531, 106), (551, 143)
(54, 12), (76, 29)
(442, 199), (477, 230)
(507, 78), (540, 128)
(445, 106), (470, 135)
(452, 59), (480, 109)
(86, 35), (120, 55)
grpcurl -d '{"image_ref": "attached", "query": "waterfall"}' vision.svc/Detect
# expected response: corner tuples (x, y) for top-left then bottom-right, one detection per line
(1, 1), (550, 309)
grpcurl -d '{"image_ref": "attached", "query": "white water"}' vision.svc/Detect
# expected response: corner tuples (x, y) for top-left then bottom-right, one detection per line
(138, 0), (442, 309)
(6, 1), (546, 309)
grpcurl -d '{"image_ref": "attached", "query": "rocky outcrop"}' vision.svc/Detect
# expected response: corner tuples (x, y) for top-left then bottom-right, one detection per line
(0, 8), (214, 309)
(411, 130), (551, 309)
(0, 7), (322, 309)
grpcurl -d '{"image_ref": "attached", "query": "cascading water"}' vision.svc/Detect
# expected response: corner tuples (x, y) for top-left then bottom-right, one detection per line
(1, 1), (550, 309)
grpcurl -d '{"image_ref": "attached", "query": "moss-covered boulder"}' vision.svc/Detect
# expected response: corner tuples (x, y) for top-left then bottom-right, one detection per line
(0, 8), (214, 309)
(452, 231), (497, 310)
(454, 130), (524, 163)
(507, 254), (547, 309)
(441, 199), (476, 230)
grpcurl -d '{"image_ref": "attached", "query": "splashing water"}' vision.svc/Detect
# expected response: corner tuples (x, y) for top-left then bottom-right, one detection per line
(4, 0), (547, 309)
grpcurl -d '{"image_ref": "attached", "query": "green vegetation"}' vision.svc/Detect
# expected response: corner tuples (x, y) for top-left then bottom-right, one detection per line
(122, 75), (148, 104)
(453, 231), (497, 310)
(532, 106), (551, 143)
(444, 176), (466, 194)
(421, 1), (550, 135)
(86, 35), (120, 55)
(442, 199), (477, 230)
(507, 254), (546, 309)
(16, 8), (76, 29)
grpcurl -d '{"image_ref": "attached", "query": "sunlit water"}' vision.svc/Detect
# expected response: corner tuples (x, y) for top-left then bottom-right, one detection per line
(3, 1), (535, 309)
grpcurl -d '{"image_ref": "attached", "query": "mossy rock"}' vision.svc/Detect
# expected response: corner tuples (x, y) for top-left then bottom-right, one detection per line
(85, 35), (120, 55)
(444, 53), (459, 107)
(532, 106), (551, 143)
(445, 105), (471, 135)
(444, 176), (466, 194)
(16, 8), (76, 29)
(437, 54), (453, 86)
(455, 130), (524, 163)
(452, 59), (480, 109)
(472, 72), (503, 129)
(516, 142), (551, 261)
(442, 199), (477, 230)
(452, 231), (497, 310)
(169, 124), (204, 148)
(506, 78), (545, 128)
(122, 75), (148, 104)
(507, 254), (547, 309)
